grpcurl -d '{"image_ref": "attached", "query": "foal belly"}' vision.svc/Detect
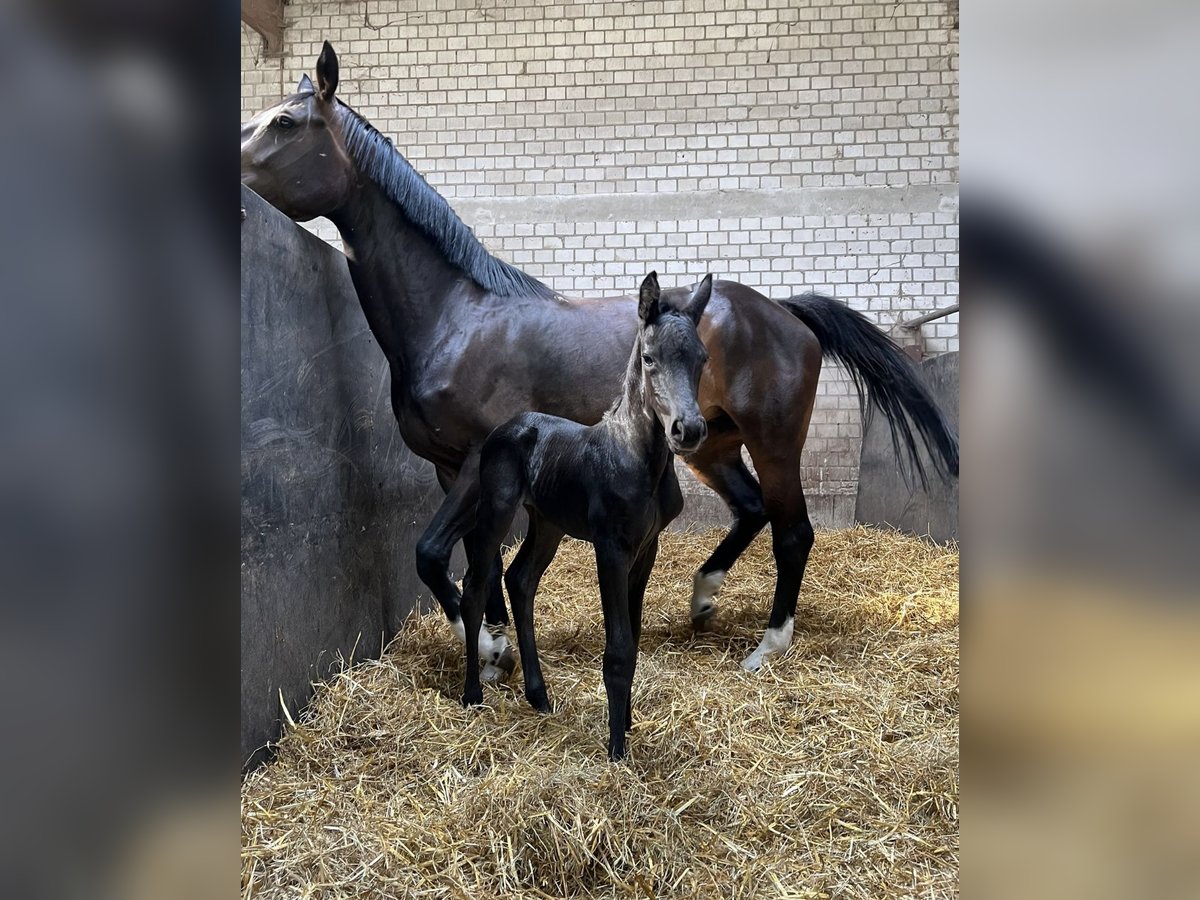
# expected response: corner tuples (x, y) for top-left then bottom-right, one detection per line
(527, 477), (595, 542)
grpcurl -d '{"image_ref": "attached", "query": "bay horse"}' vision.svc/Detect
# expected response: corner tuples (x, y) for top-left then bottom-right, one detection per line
(240, 43), (958, 674)
(462, 271), (711, 760)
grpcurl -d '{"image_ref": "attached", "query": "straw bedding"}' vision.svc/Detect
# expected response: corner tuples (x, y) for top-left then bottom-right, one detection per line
(242, 526), (959, 899)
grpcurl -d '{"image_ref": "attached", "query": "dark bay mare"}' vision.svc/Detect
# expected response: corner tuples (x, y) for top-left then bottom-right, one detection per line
(240, 43), (959, 674)
(463, 272), (711, 760)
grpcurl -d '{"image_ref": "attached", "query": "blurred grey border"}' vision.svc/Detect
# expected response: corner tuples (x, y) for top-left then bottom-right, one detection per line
(0, 0), (1198, 898)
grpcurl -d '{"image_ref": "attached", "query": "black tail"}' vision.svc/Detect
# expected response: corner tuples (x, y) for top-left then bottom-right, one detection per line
(779, 292), (959, 486)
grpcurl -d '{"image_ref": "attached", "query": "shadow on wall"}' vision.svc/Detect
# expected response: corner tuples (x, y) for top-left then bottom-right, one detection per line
(855, 352), (959, 544)
(241, 186), (453, 768)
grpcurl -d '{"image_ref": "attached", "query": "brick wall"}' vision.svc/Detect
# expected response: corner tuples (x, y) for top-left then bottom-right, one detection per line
(241, 0), (959, 526)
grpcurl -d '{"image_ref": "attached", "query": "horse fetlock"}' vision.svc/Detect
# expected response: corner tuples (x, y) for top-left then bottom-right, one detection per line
(493, 641), (517, 675)
(741, 616), (796, 672)
(488, 632), (511, 663)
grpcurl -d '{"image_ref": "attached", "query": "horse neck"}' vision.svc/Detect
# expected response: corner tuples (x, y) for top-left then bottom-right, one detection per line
(327, 176), (465, 373)
(607, 335), (669, 469)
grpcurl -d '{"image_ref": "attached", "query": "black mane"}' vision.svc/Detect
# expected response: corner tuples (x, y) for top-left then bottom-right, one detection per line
(335, 101), (557, 299)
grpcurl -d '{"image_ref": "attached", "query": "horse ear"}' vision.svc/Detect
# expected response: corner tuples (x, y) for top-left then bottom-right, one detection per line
(298, 73), (315, 94)
(316, 41), (339, 101)
(685, 273), (714, 324)
(638, 271), (661, 323)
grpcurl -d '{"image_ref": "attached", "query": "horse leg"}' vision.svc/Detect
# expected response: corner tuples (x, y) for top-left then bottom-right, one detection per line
(504, 511), (564, 713)
(459, 449), (524, 706)
(687, 442), (768, 629)
(418, 453), (516, 678)
(624, 536), (659, 732)
(739, 449), (815, 672)
(595, 540), (636, 760)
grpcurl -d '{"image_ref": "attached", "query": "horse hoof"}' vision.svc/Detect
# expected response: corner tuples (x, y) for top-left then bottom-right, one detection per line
(740, 654), (764, 673)
(525, 688), (552, 713)
(480, 663), (508, 684)
(691, 603), (717, 632)
(461, 688), (484, 707)
(493, 642), (517, 675)
(608, 742), (628, 762)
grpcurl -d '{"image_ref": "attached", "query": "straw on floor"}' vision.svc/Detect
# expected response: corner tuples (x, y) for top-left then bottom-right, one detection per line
(242, 525), (959, 899)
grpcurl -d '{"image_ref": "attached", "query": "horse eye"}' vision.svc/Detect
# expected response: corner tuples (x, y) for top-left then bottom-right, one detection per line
(275, 115), (295, 129)
(641, 354), (655, 368)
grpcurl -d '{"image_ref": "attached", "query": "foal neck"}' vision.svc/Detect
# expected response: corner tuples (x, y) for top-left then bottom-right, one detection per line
(605, 334), (669, 466)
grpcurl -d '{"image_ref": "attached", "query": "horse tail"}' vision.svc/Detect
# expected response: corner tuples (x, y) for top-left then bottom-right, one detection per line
(778, 292), (959, 486)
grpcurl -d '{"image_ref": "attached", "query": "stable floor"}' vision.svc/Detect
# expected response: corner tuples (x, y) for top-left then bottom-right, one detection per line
(242, 526), (959, 899)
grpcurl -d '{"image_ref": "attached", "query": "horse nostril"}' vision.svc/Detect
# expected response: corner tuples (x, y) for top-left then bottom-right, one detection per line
(670, 421), (685, 442)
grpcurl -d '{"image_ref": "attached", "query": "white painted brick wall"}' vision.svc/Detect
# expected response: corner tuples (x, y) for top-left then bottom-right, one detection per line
(241, 1), (959, 522)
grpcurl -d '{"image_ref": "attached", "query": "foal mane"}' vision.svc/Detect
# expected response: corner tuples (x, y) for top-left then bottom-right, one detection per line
(335, 101), (558, 300)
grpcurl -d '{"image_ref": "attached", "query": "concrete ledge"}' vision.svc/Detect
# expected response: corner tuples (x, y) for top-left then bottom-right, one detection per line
(241, 186), (447, 768)
(457, 184), (959, 227)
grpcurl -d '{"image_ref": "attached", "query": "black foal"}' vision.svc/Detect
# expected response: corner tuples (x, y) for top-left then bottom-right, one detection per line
(460, 271), (713, 760)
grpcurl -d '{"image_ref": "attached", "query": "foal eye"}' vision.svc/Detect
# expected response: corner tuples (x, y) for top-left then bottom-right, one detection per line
(275, 114), (295, 129)
(641, 354), (655, 368)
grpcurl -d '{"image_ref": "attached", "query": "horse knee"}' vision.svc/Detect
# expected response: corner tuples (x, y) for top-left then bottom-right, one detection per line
(741, 500), (769, 530)
(414, 533), (448, 587)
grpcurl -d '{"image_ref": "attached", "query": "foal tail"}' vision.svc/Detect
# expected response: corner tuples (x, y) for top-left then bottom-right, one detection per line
(779, 292), (959, 486)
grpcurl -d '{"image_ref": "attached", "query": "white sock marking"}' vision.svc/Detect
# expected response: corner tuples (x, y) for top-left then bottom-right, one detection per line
(450, 617), (510, 665)
(490, 632), (510, 662)
(476, 625), (495, 660)
(691, 570), (725, 619)
(742, 617), (795, 671)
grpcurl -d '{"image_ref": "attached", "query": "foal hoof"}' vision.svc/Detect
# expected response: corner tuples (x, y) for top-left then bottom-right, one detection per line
(461, 687), (484, 708)
(525, 687), (552, 714)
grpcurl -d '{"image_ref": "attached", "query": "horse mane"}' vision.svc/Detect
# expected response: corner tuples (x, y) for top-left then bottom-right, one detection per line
(335, 101), (558, 300)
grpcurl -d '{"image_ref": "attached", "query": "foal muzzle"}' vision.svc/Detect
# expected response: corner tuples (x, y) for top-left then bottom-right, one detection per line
(669, 416), (708, 454)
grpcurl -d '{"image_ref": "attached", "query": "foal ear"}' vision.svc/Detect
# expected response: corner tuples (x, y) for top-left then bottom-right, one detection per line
(684, 273), (714, 324)
(298, 73), (315, 94)
(638, 271), (661, 323)
(316, 41), (339, 102)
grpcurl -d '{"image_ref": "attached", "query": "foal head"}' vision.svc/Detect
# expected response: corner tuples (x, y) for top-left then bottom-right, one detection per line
(240, 42), (355, 220)
(636, 271), (713, 454)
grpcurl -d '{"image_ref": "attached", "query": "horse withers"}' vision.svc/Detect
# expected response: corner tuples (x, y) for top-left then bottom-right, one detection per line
(460, 271), (712, 761)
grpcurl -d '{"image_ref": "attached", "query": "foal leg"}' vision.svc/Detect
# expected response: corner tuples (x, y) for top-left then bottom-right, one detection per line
(462, 530), (515, 683)
(739, 449), (815, 672)
(687, 443), (768, 629)
(504, 511), (564, 713)
(459, 453), (524, 706)
(595, 541), (636, 760)
(624, 536), (659, 732)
